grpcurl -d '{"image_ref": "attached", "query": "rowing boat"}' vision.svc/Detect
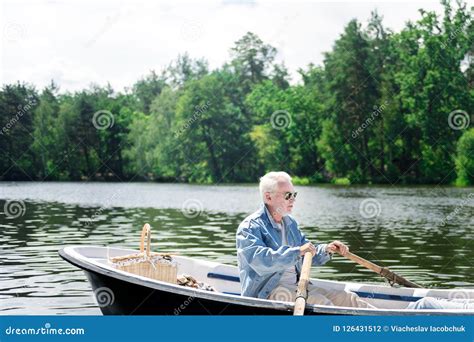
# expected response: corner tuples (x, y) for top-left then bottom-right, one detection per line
(59, 245), (474, 315)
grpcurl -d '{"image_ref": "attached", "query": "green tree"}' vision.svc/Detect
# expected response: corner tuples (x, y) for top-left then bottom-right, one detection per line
(318, 19), (379, 182)
(165, 53), (208, 89)
(395, 0), (472, 183)
(455, 128), (474, 186)
(176, 70), (257, 182)
(246, 79), (324, 177)
(123, 111), (153, 179)
(0, 83), (39, 180)
(125, 87), (182, 180)
(0, 3), (472, 185)
(132, 71), (167, 114)
(230, 32), (277, 93)
(32, 81), (61, 179)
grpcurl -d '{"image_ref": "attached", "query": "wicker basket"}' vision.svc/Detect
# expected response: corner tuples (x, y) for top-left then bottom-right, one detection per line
(109, 223), (177, 284)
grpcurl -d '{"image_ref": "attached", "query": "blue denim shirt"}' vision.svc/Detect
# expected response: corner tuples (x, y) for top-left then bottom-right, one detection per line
(236, 204), (331, 299)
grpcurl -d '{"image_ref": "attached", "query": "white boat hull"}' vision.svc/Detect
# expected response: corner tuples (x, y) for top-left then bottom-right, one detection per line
(59, 246), (474, 315)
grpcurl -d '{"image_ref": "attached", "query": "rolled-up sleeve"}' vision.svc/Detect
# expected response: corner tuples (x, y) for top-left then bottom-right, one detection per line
(237, 220), (300, 276)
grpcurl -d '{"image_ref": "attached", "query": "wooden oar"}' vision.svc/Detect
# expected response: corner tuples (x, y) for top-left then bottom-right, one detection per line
(293, 251), (313, 315)
(338, 251), (421, 288)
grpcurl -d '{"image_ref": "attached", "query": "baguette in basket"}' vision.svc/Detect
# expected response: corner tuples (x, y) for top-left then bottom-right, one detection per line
(109, 223), (177, 284)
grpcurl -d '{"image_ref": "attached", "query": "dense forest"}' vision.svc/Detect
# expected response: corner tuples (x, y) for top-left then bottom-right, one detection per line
(1, 1), (473, 185)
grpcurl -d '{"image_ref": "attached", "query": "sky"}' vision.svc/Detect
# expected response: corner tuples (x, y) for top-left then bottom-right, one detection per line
(0, 0), (455, 93)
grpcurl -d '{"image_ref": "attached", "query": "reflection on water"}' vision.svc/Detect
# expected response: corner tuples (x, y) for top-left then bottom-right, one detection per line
(0, 182), (472, 314)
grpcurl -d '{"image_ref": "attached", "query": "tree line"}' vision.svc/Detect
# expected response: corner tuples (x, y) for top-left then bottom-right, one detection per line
(0, 0), (472, 185)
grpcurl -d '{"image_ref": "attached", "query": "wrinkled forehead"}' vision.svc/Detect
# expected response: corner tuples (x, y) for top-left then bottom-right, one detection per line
(277, 180), (294, 192)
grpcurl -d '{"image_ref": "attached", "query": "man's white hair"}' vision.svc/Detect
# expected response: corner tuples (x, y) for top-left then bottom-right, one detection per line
(259, 171), (292, 201)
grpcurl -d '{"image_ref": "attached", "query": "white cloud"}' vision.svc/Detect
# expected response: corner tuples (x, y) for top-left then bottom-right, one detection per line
(1, 0), (445, 92)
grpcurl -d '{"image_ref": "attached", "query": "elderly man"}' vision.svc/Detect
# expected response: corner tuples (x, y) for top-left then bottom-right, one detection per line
(236, 171), (374, 308)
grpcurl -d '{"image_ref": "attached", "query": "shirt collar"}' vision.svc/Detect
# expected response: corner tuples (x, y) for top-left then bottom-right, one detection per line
(262, 203), (288, 230)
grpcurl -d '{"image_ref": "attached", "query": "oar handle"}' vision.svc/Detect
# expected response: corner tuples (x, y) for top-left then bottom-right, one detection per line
(339, 251), (422, 288)
(293, 251), (313, 316)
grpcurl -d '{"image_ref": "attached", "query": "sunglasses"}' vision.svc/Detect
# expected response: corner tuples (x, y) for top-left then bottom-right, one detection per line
(281, 191), (298, 200)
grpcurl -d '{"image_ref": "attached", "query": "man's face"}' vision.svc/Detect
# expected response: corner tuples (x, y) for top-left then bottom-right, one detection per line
(267, 180), (296, 216)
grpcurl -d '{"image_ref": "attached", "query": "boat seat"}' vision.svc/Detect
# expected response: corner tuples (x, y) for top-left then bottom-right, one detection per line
(207, 272), (240, 283)
(206, 272), (424, 303)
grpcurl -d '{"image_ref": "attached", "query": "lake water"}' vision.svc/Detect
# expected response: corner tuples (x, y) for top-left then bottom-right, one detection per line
(0, 182), (472, 314)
